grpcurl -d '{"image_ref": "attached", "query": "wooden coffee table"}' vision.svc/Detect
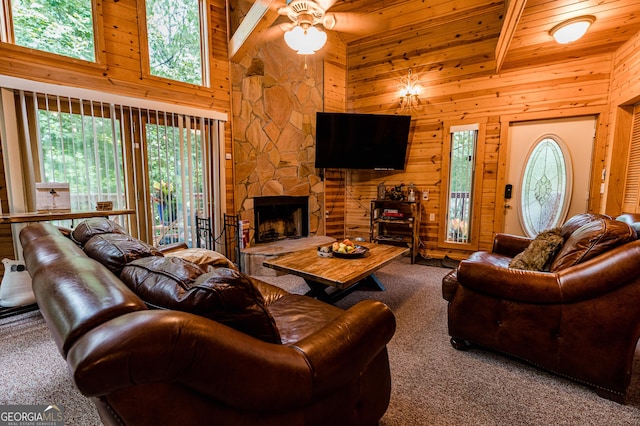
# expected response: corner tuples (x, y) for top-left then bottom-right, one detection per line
(262, 242), (408, 303)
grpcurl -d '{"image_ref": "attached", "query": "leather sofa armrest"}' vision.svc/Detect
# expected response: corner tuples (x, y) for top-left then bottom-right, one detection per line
(67, 300), (395, 411)
(457, 259), (563, 303)
(492, 233), (532, 257)
(68, 310), (314, 411)
(293, 299), (396, 396)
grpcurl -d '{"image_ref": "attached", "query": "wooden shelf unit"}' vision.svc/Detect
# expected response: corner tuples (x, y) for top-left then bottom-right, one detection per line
(370, 198), (421, 263)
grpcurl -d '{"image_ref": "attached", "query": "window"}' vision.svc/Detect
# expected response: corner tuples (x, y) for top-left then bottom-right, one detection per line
(4, 88), (222, 248)
(3, 0), (96, 61)
(519, 136), (571, 236)
(445, 125), (478, 244)
(145, 0), (206, 85)
(19, 93), (125, 215)
(145, 114), (211, 245)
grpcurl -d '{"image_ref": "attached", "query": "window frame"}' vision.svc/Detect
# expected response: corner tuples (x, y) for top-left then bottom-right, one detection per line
(0, 0), (106, 67)
(438, 120), (486, 251)
(137, 0), (210, 88)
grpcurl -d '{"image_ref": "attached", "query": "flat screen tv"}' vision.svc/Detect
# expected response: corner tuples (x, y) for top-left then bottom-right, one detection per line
(315, 112), (411, 170)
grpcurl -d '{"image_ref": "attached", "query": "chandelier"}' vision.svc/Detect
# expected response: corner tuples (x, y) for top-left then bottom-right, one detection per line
(397, 68), (422, 114)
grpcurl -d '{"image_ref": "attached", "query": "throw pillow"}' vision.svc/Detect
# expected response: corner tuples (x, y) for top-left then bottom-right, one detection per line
(120, 256), (281, 344)
(509, 228), (564, 272)
(71, 218), (126, 245)
(83, 233), (163, 275)
(169, 247), (238, 271)
(0, 259), (36, 307)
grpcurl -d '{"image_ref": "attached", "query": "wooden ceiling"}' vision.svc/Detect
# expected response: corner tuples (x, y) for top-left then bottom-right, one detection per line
(230, 0), (640, 72)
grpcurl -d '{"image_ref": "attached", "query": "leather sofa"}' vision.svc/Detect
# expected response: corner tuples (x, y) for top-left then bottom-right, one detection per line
(20, 220), (396, 425)
(442, 213), (640, 403)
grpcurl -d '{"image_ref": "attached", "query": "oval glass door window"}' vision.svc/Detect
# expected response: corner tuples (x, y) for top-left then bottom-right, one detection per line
(519, 136), (572, 237)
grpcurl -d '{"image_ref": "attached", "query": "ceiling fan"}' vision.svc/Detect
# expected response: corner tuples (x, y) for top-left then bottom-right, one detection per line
(275, 0), (378, 54)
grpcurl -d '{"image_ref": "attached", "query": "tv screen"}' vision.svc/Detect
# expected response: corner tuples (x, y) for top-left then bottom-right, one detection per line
(315, 112), (411, 170)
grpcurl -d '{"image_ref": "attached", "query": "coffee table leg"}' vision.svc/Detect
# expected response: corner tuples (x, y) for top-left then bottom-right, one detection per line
(304, 273), (385, 304)
(304, 280), (334, 303)
(360, 273), (386, 291)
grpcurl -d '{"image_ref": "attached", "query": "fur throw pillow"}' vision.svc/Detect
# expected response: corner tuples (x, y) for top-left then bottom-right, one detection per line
(509, 228), (564, 272)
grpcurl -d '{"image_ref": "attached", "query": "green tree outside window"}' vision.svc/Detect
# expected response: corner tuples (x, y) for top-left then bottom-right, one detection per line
(11, 0), (95, 61)
(146, 0), (204, 85)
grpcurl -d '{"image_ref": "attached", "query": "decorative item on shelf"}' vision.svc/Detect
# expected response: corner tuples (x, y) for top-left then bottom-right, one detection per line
(407, 182), (417, 202)
(35, 182), (71, 213)
(397, 68), (422, 115)
(96, 201), (113, 211)
(389, 183), (405, 201)
(549, 15), (595, 44)
(377, 182), (386, 200)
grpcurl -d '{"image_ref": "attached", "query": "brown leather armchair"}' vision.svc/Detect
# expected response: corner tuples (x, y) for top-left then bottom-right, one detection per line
(442, 213), (640, 403)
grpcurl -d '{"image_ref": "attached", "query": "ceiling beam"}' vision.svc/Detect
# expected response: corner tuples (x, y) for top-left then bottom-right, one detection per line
(228, 0), (280, 61)
(495, 0), (527, 73)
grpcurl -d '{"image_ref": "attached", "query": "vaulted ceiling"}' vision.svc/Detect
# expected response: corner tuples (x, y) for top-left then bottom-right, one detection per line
(228, 0), (640, 72)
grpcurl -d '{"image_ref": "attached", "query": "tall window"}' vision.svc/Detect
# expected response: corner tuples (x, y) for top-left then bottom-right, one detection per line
(8, 89), (219, 247)
(145, 114), (210, 245)
(19, 93), (125, 214)
(3, 0), (96, 61)
(145, 0), (206, 85)
(445, 124), (478, 244)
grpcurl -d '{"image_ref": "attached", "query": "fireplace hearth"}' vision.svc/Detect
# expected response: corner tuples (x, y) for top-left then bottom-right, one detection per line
(254, 196), (309, 244)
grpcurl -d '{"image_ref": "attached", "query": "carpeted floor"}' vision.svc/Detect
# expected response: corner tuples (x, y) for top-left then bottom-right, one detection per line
(2, 258), (640, 425)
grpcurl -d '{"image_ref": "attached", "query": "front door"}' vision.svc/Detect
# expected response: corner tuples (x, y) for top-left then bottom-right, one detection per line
(504, 116), (597, 236)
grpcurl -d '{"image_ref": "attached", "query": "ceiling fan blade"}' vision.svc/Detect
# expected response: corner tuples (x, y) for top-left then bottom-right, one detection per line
(260, 24), (287, 43)
(315, 0), (338, 11)
(279, 21), (295, 32)
(278, 5), (292, 16)
(324, 12), (387, 35)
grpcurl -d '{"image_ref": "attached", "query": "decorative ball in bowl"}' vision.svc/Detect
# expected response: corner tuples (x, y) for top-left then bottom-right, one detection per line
(317, 245), (333, 257)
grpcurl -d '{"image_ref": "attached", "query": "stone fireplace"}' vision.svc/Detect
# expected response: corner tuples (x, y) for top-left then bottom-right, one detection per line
(254, 196), (309, 244)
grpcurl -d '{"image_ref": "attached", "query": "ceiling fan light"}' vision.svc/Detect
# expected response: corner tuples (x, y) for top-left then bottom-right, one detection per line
(284, 25), (327, 55)
(550, 16), (595, 44)
(284, 26), (305, 51)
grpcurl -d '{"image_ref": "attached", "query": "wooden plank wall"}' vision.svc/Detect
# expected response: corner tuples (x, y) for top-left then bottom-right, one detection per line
(343, 26), (615, 259)
(605, 31), (640, 215)
(321, 33), (347, 239)
(0, 0), (234, 259)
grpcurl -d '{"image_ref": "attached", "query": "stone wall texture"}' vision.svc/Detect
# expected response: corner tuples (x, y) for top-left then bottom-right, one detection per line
(231, 41), (325, 244)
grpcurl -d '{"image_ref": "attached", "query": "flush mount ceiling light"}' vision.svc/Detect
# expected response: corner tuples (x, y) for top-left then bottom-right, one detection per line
(280, 1), (329, 54)
(549, 15), (595, 44)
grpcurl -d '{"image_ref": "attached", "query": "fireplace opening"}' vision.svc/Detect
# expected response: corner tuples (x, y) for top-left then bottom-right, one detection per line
(254, 196), (309, 244)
